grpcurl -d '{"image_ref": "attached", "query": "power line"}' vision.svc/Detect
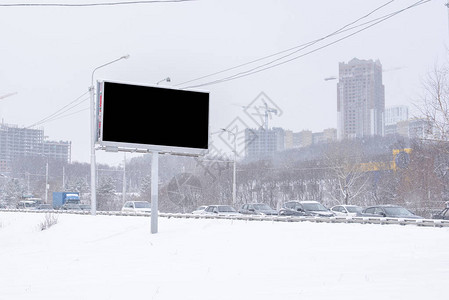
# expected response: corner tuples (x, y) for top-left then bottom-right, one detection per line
(27, 91), (90, 128)
(41, 106), (90, 124)
(175, 0), (397, 88)
(0, 0), (195, 7)
(179, 0), (430, 89)
(183, 0), (430, 89)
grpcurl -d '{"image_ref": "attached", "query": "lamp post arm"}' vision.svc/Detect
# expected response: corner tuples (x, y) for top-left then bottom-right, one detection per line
(91, 55), (130, 87)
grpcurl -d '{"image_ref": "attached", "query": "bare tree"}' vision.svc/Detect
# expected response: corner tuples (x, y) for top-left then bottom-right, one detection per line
(416, 61), (449, 142)
(325, 141), (370, 205)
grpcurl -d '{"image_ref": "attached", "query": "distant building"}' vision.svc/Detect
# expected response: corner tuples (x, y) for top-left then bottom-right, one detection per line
(245, 127), (284, 160)
(390, 118), (432, 139)
(284, 128), (337, 150)
(284, 130), (294, 149)
(323, 128), (337, 143)
(312, 132), (325, 145)
(385, 105), (409, 126)
(0, 123), (71, 173)
(296, 130), (313, 148)
(385, 123), (398, 136)
(337, 58), (385, 139)
(408, 118), (432, 139)
(246, 126), (337, 158)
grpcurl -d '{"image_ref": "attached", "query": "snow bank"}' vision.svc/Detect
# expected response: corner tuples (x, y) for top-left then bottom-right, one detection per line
(1, 212), (448, 299)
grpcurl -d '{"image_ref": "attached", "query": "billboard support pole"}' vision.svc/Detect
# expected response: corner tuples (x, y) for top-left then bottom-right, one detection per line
(151, 151), (159, 234)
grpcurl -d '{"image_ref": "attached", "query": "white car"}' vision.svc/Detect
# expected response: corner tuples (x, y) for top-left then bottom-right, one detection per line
(202, 205), (240, 216)
(192, 205), (208, 214)
(16, 200), (39, 210)
(121, 201), (151, 214)
(331, 205), (363, 217)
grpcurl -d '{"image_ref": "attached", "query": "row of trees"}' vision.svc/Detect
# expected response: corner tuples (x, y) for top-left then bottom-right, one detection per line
(1, 134), (447, 217)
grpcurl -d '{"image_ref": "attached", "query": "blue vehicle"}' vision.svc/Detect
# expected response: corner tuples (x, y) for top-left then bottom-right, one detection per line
(52, 192), (80, 209)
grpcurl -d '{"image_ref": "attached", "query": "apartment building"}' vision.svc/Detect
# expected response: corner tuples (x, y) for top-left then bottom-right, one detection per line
(337, 58), (385, 139)
(0, 123), (71, 173)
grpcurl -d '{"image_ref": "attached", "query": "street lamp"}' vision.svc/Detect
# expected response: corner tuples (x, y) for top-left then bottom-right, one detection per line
(156, 77), (171, 85)
(221, 128), (237, 206)
(90, 54), (130, 216)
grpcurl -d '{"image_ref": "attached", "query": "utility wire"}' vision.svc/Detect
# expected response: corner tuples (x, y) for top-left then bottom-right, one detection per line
(176, 0), (397, 88)
(27, 91), (90, 128)
(41, 106), (90, 124)
(179, 0), (430, 89)
(183, 0), (429, 89)
(0, 0), (194, 7)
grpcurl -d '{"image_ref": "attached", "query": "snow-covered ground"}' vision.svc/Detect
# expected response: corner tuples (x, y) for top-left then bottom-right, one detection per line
(1, 212), (448, 300)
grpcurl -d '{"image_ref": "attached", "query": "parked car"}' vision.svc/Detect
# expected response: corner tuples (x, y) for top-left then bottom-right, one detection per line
(121, 201), (151, 213)
(279, 201), (334, 217)
(278, 201), (308, 216)
(35, 204), (54, 210)
(16, 200), (39, 210)
(239, 203), (278, 215)
(192, 205), (208, 214)
(79, 204), (91, 211)
(331, 205), (363, 217)
(432, 202), (449, 220)
(61, 203), (82, 211)
(361, 205), (423, 219)
(202, 205), (240, 216)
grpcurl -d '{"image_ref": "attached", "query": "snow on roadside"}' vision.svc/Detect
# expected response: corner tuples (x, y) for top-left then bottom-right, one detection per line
(1, 211), (448, 300)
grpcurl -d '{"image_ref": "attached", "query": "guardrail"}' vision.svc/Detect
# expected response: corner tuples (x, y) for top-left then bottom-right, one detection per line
(2, 208), (449, 228)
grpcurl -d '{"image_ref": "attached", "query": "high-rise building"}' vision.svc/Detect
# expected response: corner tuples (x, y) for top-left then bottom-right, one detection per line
(337, 58), (385, 139)
(0, 123), (71, 173)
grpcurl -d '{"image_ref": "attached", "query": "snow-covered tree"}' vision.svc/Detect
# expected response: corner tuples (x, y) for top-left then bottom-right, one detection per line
(96, 176), (118, 211)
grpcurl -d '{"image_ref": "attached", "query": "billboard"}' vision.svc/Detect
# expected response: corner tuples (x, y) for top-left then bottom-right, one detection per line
(96, 80), (209, 156)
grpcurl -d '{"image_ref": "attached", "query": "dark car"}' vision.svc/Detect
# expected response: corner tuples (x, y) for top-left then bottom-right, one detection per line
(432, 202), (449, 220)
(61, 203), (82, 211)
(35, 204), (54, 210)
(361, 205), (423, 219)
(279, 201), (334, 217)
(203, 205), (240, 216)
(239, 203), (278, 216)
(79, 204), (91, 211)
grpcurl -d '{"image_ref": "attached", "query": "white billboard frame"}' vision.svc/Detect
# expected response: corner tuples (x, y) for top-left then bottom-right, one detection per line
(95, 79), (210, 157)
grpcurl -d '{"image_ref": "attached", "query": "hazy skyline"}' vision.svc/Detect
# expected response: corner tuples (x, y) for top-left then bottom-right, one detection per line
(1, 0), (448, 165)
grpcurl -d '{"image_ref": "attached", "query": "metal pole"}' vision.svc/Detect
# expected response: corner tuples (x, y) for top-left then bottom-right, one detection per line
(89, 54), (129, 216)
(232, 136), (237, 206)
(45, 161), (48, 203)
(122, 153), (126, 203)
(26, 172), (30, 195)
(62, 166), (65, 190)
(447, 1), (449, 40)
(90, 85), (97, 216)
(221, 128), (237, 206)
(151, 151), (159, 234)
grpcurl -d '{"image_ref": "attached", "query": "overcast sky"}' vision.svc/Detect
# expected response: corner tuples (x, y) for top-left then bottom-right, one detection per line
(1, 0), (448, 165)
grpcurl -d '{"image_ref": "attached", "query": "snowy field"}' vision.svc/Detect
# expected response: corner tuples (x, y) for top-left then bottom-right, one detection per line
(1, 212), (448, 300)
